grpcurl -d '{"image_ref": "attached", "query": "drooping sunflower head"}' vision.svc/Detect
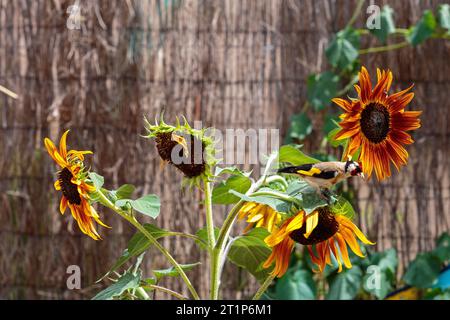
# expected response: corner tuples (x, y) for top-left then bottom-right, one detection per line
(263, 206), (374, 277)
(238, 202), (282, 233)
(44, 130), (108, 240)
(333, 67), (421, 180)
(144, 115), (217, 186)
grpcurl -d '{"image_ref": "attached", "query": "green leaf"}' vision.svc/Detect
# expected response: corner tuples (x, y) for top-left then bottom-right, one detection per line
(326, 28), (360, 70)
(212, 175), (252, 205)
(153, 263), (200, 280)
(363, 249), (398, 299)
(228, 228), (272, 282)
(92, 272), (141, 300)
(229, 190), (292, 213)
(275, 269), (316, 300)
(326, 266), (363, 300)
(88, 172), (104, 190)
(323, 115), (340, 135)
(101, 224), (172, 279)
(438, 4), (450, 31)
(279, 145), (320, 166)
(195, 227), (220, 250)
(307, 72), (340, 111)
(433, 232), (450, 263)
(331, 196), (356, 220)
(285, 113), (312, 143)
(116, 195), (161, 218)
(369, 5), (395, 43)
(284, 180), (328, 214)
(403, 252), (441, 288)
(115, 184), (136, 200)
(327, 127), (347, 148)
(407, 10), (437, 46)
(214, 166), (251, 178)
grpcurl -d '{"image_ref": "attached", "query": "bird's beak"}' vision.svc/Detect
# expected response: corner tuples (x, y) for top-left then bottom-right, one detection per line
(359, 172), (365, 180)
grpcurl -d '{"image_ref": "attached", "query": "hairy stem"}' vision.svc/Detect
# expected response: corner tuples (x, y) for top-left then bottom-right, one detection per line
(252, 274), (276, 300)
(142, 284), (189, 300)
(96, 190), (200, 300)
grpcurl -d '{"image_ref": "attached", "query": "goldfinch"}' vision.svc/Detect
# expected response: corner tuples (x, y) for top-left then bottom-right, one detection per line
(277, 159), (364, 200)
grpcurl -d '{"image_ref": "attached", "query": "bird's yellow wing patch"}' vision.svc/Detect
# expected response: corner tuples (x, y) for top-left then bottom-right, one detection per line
(297, 167), (321, 176)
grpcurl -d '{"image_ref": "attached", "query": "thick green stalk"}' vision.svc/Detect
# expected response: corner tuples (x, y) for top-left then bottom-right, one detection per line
(203, 178), (219, 300)
(96, 190), (200, 300)
(252, 274), (276, 300)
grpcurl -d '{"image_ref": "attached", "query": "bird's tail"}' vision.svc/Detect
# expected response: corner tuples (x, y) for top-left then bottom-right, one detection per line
(277, 166), (301, 174)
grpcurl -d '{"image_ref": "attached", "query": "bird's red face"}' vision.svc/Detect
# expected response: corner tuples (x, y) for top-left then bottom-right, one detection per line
(350, 162), (364, 179)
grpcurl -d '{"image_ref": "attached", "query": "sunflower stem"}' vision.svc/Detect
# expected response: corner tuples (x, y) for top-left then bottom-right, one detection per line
(252, 274), (276, 300)
(141, 284), (189, 300)
(96, 189), (200, 300)
(203, 177), (219, 300)
(359, 41), (409, 54)
(211, 151), (278, 299)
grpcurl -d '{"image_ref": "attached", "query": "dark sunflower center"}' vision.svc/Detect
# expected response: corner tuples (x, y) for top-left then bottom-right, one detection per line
(289, 208), (339, 245)
(57, 167), (81, 205)
(360, 103), (390, 143)
(155, 132), (206, 178)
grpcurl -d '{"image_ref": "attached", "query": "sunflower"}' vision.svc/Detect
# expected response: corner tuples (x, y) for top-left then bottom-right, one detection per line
(333, 67), (421, 180)
(145, 115), (217, 187)
(263, 207), (374, 277)
(44, 130), (108, 240)
(238, 202), (282, 233)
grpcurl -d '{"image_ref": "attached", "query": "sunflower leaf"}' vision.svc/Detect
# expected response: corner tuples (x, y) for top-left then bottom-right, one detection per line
(214, 166), (252, 178)
(115, 184), (136, 200)
(227, 228), (272, 283)
(195, 227), (220, 250)
(88, 172), (104, 190)
(92, 271), (141, 300)
(229, 190), (292, 213)
(369, 5), (395, 44)
(279, 145), (320, 166)
(407, 10), (437, 46)
(98, 224), (172, 281)
(153, 262), (200, 280)
(116, 195), (160, 219)
(212, 175), (252, 204)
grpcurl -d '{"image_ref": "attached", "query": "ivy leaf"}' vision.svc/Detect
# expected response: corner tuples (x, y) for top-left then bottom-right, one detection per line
(433, 232), (450, 263)
(369, 5), (395, 44)
(88, 172), (104, 190)
(275, 269), (316, 300)
(285, 113), (312, 143)
(403, 252), (441, 288)
(153, 263), (200, 280)
(279, 145), (320, 166)
(407, 10), (437, 46)
(116, 195), (161, 219)
(212, 175), (252, 204)
(326, 266), (363, 300)
(92, 272), (141, 300)
(363, 249), (398, 299)
(326, 28), (360, 70)
(307, 72), (340, 111)
(228, 228), (272, 282)
(437, 4), (450, 31)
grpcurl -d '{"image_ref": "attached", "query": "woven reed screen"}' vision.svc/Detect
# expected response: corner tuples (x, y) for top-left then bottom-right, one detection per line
(0, 0), (448, 299)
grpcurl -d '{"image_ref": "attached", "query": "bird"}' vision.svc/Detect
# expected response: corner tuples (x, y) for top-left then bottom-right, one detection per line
(277, 157), (364, 202)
